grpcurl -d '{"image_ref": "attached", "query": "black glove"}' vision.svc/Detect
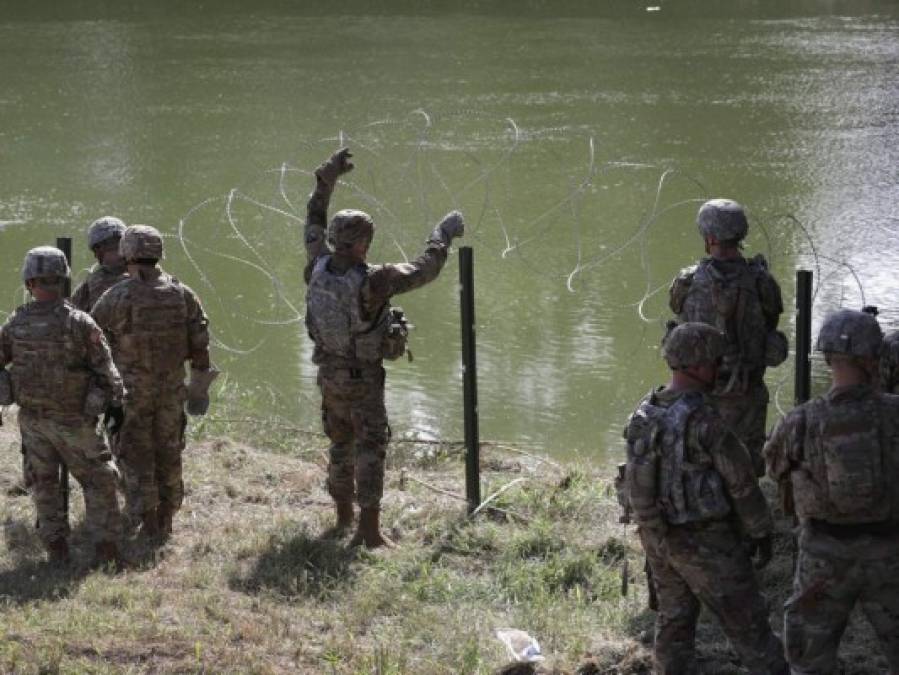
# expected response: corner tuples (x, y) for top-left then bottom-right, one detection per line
(750, 535), (773, 570)
(104, 404), (125, 437)
(314, 147), (354, 188)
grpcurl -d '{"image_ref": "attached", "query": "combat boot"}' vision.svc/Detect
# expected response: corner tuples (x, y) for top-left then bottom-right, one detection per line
(92, 541), (124, 573)
(349, 507), (395, 549)
(46, 538), (70, 566)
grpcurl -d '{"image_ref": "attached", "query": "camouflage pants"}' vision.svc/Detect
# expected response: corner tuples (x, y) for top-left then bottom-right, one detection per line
(318, 365), (389, 509)
(116, 379), (187, 520)
(640, 522), (786, 675)
(19, 408), (121, 547)
(784, 524), (899, 674)
(713, 381), (769, 477)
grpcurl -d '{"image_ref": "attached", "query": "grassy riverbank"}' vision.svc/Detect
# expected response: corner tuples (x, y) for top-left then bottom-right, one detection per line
(0, 411), (889, 674)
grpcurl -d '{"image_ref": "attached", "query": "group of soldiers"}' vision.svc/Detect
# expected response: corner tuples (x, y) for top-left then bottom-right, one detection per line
(2, 220), (216, 568)
(3, 146), (896, 672)
(301, 147), (898, 672)
(621, 198), (899, 672)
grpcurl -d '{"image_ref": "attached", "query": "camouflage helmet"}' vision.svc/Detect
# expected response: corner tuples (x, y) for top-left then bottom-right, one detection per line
(87, 216), (127, 249)
(327, 209), (375, 250)
(816, 308), (883, 358)
(697, 199), (749, 242)
(120, 224), (164, 261)
(21, 246), (70, 282)
(662, 322), (727, 370)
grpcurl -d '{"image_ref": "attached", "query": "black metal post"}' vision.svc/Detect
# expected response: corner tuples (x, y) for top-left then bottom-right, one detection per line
(56, 237), (72, 519)
(795, 270), (813, 405)
(459, 246), (481, 512)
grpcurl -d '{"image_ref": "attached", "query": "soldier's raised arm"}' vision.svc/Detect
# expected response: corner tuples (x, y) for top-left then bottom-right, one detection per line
(366, 210), (464, 307)
(304, 148), (354, 281)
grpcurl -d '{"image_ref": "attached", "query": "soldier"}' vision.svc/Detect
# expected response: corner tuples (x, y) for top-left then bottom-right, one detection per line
(71, 216), (128, 312)
(765, 309), (899, 673)
(91, 225), (216, 541)
(624, 322), (786, 674)
(879, 328), (899, 393)
(669, 199), (787, 476)
(0, 247), (124, 567)
(304, 148), (464, 548)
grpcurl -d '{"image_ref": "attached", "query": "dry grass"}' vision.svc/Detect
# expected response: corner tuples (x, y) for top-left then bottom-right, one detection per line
(0, 411), (890, 674)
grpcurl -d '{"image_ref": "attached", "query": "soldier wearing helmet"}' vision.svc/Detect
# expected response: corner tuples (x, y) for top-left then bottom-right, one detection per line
(91, 225), (215, 542)
(668, 198), (786, 476)
(622, 322), (785, 674)
(304, 148), (464, 548)
(764, 309), (899, 673)
(71, 216), (128, 311)
(0, 246), (125, 568)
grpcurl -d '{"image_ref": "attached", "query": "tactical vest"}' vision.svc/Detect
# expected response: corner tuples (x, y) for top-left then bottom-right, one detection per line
(5, 302), (93, 414)
(113, 276), (190, 374)
(86, 266), (127, 310)
(305, 255), (390, 365)
(680, 257), (770, 384)
(791, 395), (899, 524)
(626, 391), (732, 526)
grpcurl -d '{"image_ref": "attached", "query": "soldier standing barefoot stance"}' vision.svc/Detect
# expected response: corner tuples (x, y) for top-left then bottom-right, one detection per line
(0, 247), (125, 568)
(304, 148), (464, 549)
(71, 216), (129, 312)
(92, 226), (216, 542)
(765, 309), (899, 674)
(669, 199), (787, 476)
(624, 323), (787, 674)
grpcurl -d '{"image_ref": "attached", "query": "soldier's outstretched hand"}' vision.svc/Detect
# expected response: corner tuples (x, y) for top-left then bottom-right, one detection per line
(315, 147), (354, 188)
(437, 210), (465, 241)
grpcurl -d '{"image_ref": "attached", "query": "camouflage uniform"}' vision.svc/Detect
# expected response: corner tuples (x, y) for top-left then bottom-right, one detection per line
(71, 264), (127, 312)
(765, 310), (899, 673)
(669, 200), (786, 476)
(880, 329), (899, 393)
(304, 151), (459, 512)
(0, 248), (124, 557)
(91, 227), (211, 535)
(624, 323), (786, 675)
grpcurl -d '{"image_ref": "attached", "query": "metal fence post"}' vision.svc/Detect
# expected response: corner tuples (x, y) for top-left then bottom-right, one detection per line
(459, 246), (481, 512)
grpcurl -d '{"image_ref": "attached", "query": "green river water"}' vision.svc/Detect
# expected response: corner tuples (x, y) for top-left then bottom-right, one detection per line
(1, 1), (897, 461)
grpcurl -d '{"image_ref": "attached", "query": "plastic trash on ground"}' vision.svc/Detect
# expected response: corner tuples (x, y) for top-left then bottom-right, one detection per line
(496, 628), (545, 663)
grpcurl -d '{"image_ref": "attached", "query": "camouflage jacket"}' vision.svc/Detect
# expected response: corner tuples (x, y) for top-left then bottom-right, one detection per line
(303, 173), (449, 365)
(71, 264), (128, 312)
(765, 384), (899, 525)
(91, 266), (210, 382)
(624, 387), (772, 539)
(0, 299), (124, 415)
(669, 255), (784, 388)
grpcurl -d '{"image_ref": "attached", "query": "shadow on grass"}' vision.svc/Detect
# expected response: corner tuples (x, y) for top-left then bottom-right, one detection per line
(0, 517), (92, 605)
(229, 525), (356, 599)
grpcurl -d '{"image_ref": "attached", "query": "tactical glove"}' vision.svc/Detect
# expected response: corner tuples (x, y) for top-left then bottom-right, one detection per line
(750, 534), (773, 570)
(186, 367), (220, 416)
(104, 404), (125, 437)
(429, 210), (465, 245)
(314, 147), (354, 189)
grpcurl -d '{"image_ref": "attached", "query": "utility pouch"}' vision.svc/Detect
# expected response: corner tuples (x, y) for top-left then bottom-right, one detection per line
(382, 307), (412, 361)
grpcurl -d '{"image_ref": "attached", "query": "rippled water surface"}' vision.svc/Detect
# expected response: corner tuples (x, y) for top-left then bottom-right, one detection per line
(1, 1), (897, 461)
